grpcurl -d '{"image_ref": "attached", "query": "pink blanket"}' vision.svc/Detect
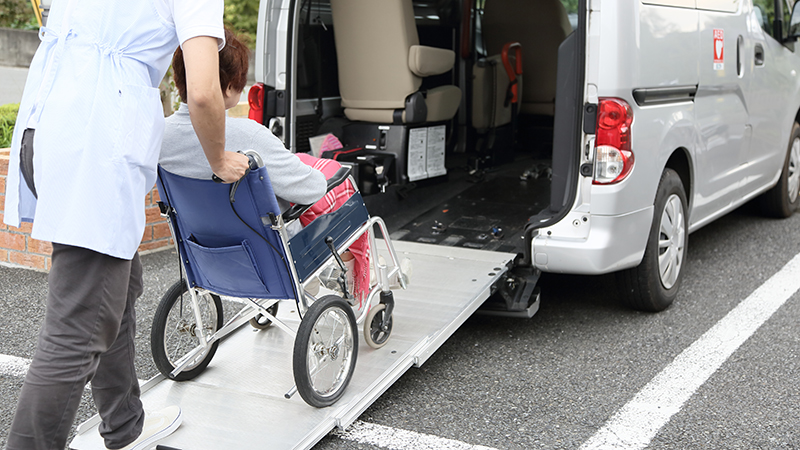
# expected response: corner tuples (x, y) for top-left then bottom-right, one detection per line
(296, 153), (370, 306)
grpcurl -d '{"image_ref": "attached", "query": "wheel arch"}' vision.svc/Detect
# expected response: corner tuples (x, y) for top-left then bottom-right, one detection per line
(664, 147), (692, 212)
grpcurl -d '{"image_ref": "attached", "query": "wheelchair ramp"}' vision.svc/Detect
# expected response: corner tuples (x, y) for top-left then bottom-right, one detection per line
(70, 241), (514, 450)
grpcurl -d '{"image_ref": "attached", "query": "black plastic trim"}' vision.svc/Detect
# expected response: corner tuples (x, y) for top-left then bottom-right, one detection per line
(632, 85), (697, 106)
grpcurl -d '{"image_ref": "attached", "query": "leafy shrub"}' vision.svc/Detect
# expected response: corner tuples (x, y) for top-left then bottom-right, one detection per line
(0, 103), (19, 149)
(0, 0), (38, 29)
(224, 0), (259, 48)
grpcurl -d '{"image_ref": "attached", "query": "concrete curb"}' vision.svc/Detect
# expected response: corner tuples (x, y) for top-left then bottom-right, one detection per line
(0, 28), (39, 68)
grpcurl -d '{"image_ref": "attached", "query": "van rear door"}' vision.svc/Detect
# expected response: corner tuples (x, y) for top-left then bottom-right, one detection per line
(254, 0), (291, 143)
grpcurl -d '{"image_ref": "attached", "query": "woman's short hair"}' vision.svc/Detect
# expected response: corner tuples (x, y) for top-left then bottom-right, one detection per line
(172, 28), (249, 104)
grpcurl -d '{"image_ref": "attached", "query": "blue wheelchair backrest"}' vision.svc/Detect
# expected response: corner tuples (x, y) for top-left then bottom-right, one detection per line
(156, 165), (295, 300)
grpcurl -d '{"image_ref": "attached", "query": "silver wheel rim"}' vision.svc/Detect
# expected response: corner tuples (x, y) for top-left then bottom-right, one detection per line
(164, 291), (218, 371)
(658, 194), (686, 290)
(788, 137), (800, 204)
(306, 307), (354, 398)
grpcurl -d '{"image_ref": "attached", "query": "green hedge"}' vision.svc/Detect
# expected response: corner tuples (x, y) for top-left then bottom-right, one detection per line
(224, 0), (258, 48)
(1, 103), (19, 148)
(0, 0), (38, 29)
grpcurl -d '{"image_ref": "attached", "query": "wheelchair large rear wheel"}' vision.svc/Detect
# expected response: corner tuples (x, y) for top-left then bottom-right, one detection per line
(151, 280), (223, 381)
(293, 295), (358, 407)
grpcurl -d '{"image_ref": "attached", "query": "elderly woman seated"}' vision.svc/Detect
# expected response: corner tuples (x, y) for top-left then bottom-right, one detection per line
(159, 29), (327, 216)
(159, 28), (369, 306)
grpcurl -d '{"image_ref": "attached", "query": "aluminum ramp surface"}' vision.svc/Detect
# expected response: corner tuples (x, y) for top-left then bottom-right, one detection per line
(71, 241), (514, 450)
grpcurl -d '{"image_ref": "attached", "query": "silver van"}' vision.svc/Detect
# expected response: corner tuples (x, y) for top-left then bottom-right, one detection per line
(250, 0), (800, 313)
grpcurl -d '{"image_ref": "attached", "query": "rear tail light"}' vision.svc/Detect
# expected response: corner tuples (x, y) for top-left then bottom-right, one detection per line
(593, 98), (634, 184)
(248, 82), (265, 124)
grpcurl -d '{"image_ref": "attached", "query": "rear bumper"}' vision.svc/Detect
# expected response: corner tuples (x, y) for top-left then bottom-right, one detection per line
(531, 206), (654, 275)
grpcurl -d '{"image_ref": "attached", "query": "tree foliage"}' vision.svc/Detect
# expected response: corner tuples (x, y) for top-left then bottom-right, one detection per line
(562, 0), (579, 14)
(0, 0), (38, 29)
(224, 0), (260, 48)
(0, 0), (260, 46)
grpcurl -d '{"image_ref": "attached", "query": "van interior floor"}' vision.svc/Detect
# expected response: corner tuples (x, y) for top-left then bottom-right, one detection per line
(364, 152), (551, 255)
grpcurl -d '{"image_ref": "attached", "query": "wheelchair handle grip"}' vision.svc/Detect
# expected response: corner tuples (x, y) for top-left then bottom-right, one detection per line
(281, 166), (353, 223)
(212, 151), (260, 184)
(221, 152), (262, 202)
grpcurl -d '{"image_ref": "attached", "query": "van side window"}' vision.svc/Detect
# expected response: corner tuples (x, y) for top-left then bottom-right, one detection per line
(754, 0), (775, 37)
(782, 0), (793, 39)
(296, 0), (338, 101)
(561, 0), (579, 29)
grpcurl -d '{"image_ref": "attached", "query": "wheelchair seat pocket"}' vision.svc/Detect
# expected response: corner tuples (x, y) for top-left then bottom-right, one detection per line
(185, 238), (269, 298)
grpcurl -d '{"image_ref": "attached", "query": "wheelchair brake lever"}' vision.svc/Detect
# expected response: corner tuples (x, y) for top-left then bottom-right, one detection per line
(325, 237), (347, 272)
(325, 237), (353, 301)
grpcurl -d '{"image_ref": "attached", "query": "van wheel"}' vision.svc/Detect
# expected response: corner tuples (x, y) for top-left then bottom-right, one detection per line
(617, 169), (688, 312)
(760, 122), (800, 218)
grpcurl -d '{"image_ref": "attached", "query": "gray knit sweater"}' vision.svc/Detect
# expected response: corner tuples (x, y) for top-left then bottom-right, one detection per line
(159, 103), (327, 209)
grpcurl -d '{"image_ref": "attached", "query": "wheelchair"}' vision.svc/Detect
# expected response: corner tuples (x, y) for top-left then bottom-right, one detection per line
(150, 152), (407, 407)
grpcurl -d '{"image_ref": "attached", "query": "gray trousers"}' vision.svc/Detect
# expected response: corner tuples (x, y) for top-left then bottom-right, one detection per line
(6, 244), (145, 450)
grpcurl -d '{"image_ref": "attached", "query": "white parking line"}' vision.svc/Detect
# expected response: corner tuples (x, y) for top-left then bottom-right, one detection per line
(580, 252), (800, 450)
(336, 420), (499, 450)
(0, 354), (31, 377)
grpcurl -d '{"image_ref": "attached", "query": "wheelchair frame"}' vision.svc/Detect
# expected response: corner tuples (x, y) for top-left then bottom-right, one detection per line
(152, 162), (407, 408)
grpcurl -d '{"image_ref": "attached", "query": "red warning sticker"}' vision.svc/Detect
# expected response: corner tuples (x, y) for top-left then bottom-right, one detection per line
(713, 29), (724, 70)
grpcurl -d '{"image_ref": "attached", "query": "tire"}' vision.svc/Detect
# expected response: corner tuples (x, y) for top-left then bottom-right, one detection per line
(293, 295), (358, 408)
(364, 303), (393, 349)
(617, 168), (688, 312)
(760, 122), (800, 218)
(249, 302), (279, 329)
(151, 280), (223, 381)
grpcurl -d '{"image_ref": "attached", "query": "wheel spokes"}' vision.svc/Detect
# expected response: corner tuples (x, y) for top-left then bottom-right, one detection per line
(788, 138), (800, 203)
(164, 291), (218, 370)
(658, 195), (685, 289)
(306, 308), (353, 396)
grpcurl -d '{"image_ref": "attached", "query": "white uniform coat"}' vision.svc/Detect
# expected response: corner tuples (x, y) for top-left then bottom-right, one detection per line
(3, 0), (224, 259)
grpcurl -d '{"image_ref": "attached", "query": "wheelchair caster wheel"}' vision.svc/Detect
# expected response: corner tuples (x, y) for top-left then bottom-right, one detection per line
(364, 303), (393, 349)
(293, 295), (358, 408)
(249, 302), (279, 329)
(151, 280), (223, 381)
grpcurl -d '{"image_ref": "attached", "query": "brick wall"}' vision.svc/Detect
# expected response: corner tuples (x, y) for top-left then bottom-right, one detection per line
(0, 148), (173, 271)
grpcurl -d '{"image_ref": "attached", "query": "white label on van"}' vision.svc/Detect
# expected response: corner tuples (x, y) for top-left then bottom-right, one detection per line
(713, 29), (724, 70)
(426, 125), (447, 178)
(408, 128), (428, 181)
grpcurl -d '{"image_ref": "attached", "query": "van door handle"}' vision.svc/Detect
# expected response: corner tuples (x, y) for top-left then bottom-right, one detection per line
(737, 35), (744, 76)
(754, 44), (765, 66)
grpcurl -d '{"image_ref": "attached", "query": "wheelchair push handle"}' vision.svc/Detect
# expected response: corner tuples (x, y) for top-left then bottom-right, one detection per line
(211, 150), (262, 183)
(282, 165), (353, 223)
(218, 150), (263, 203)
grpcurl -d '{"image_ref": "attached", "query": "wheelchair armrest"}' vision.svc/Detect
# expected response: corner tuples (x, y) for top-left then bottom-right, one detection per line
(281, 166), (352, 223)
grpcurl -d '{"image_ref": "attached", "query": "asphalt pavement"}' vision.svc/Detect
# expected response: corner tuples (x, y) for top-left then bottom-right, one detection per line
(1, 199), (800, 449)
